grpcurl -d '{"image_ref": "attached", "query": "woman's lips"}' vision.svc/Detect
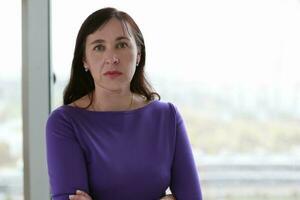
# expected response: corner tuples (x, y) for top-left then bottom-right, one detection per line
(104, 70), (123, 78)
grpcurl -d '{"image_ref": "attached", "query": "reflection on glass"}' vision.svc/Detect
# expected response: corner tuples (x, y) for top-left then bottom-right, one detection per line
(51, 0), (300, 199)
(0, 1), (23, 200)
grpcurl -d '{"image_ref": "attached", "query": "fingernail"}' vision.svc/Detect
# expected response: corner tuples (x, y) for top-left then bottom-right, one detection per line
(69, 195), (75, 199)
(76, 190), (82, 193)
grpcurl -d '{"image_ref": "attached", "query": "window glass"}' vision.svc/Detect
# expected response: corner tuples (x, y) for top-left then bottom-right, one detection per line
(0, 1), (23, 200)
(51, 0), (300, 199)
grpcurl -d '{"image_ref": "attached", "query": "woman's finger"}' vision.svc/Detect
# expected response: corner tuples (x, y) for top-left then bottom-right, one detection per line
(160, 194), (176, 200)
(69, 195), (87, 200)
(69, 194), (91, 200)
(76, 190), (91, 198)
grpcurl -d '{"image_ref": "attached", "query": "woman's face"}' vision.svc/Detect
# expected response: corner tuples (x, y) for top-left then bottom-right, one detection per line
(83, 18), (140, 92)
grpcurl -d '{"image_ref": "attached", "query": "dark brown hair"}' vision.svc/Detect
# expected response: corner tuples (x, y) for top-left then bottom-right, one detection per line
(63, 7), (160, 107)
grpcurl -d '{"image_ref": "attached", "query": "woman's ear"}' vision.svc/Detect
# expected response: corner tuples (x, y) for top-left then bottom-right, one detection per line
(83, 58), (89, 71)
(82, 61), (89, 72)
(137, 52), (141, 65)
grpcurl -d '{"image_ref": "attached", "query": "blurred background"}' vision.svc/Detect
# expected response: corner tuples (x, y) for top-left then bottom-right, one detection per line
(1, 0), (300, 199)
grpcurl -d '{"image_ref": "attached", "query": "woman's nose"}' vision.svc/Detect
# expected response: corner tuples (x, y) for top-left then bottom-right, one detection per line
(104, 55), (120, 65)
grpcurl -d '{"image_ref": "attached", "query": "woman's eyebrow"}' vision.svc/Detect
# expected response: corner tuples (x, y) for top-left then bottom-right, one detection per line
(90, 39), (105, 45)
(116, 36), (130, 41)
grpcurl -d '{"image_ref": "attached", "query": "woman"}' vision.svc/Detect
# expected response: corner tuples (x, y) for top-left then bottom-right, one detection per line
(46, 7), (202, 200)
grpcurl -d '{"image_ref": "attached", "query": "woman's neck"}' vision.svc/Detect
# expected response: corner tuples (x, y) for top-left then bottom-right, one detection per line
(90, 87), (134, 111)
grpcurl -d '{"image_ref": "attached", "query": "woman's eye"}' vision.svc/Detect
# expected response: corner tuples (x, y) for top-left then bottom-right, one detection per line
(94, 45), (105, 51)
(116, 42), (128, 49)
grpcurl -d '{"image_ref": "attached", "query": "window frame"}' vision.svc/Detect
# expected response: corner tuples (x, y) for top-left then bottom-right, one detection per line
(22, 0), (51, 199)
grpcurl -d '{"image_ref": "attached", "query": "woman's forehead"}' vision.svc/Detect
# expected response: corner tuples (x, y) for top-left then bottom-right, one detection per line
(87, 18), (134, 42)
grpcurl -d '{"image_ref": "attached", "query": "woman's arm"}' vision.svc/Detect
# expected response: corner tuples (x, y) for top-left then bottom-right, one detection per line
(69, 190), (176, 200)
(46, 110), (90, 200)
(169, 104), (202, 200)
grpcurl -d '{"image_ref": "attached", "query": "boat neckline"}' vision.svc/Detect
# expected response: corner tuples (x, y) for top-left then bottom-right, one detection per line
(61, 100), (159, 114)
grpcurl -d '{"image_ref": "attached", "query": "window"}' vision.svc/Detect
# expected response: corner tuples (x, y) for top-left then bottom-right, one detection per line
(0, 1), (23, 200)
(51, 0), (300, 199)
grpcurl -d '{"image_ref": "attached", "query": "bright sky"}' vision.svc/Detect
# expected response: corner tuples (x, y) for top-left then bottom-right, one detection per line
(1, 0), (300, 90)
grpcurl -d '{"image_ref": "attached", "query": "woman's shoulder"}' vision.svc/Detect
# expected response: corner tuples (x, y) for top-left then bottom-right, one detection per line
(47, 104), (71, 122)
(47, 96), (89, 123)
(153, 99), (178, 112)
(145, 100), (182, 120)
(45, 106), (74, 135)
(154, 100), (184, 121)
(67, 95), (91, 109)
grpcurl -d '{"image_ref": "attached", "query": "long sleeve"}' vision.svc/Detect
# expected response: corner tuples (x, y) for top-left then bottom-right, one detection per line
(46, 110), (90, 200)
(169, 105), (202, 200)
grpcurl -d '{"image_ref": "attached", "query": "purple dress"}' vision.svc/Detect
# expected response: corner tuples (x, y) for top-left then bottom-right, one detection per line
(46, 100), (202, 200)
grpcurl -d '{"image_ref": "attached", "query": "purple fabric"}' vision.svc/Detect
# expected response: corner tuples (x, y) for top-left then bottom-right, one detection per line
(46, 100), (202, 200)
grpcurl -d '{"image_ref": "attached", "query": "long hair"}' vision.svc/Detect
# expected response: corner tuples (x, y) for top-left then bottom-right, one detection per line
(63, 7), (160, 107)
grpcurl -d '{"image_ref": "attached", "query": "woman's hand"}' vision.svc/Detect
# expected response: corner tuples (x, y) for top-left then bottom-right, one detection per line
(160, 194), (176, 200)
(69, 190), (92, 200)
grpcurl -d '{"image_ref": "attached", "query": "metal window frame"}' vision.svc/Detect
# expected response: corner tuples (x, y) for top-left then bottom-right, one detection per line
(22, 0), (51, 199)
